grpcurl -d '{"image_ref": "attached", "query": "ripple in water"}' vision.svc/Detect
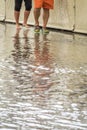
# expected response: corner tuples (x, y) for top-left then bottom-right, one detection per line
(0, 24), (87, 130)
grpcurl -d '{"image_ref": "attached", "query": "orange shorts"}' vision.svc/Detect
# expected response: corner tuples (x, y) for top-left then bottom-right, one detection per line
(34, 0), (54, 9)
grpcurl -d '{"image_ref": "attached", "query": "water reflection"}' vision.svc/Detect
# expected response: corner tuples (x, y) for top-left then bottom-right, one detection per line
(0, 24), (87, 130)
(11, 29), (31, 86)
(12, 29), (56, 97)
(32, 34), (54, 97)
(10, 29), (57, 102)
(12, 28), (31, 63)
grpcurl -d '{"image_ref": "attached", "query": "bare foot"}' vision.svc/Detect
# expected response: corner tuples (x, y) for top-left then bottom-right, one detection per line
(16, 24), (21, 29)
(22, 24), (30, 29)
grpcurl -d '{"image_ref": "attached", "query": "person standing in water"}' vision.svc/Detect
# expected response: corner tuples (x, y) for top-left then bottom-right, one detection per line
(14, 0), (32, 29)
(34, 0), (54, 34)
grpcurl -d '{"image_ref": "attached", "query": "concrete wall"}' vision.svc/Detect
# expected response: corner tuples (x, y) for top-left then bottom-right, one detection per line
(74, 0), (87, 34)
(0, 0), (87, 34)
(0, 0), (5, 20)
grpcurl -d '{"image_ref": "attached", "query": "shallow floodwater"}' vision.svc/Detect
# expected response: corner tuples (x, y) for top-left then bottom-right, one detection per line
(0, 23), (87, 130)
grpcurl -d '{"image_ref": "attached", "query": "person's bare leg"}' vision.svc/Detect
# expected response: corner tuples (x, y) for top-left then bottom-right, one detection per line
(14, 11), (20, 29)
(34, 8), (41, 26)
(23, 10), (30, 27)
(43, 8), (49, 29)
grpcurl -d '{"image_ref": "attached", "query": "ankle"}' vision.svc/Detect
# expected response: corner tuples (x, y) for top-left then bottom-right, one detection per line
(16, 24), (21, 29)
(35, 22), (39, 26)
(43, 26), (47, 29)
(23, 23), (27, 26)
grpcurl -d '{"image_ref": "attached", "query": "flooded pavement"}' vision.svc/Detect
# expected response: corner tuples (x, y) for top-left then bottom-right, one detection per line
(0, 23), (87, 130)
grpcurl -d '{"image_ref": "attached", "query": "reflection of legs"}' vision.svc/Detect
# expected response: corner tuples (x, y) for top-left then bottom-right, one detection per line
(14, 28), (21, 38)
(23, 29), (29, 56)
(23, 29), (29, 38)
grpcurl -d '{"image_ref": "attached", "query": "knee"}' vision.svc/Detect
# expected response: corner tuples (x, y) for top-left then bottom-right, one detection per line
(15, 4), (21, 11)
(25, 1), (32, 11)
(25, 4), (32, 11)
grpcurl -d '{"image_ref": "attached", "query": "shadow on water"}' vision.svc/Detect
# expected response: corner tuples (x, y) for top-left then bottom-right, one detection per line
(0, 23), (87, 130)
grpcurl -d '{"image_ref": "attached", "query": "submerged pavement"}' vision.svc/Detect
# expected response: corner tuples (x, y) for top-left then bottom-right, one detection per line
(0, 23), (87, 130)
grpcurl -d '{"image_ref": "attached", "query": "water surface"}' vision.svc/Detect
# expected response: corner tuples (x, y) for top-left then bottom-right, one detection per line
(0, 23), (87, 130)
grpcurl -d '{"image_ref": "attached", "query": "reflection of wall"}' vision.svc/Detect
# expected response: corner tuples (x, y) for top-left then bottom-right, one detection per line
(0, 0), (87, 34)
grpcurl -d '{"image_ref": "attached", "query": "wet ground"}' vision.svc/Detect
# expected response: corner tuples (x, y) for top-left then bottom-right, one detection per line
(0, 23), (87, 130)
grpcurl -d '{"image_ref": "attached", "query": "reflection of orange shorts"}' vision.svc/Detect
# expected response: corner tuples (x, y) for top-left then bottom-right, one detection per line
(34, 0), (54, 9)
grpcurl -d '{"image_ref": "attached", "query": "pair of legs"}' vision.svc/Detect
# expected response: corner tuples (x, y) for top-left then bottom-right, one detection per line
(34, 0), (54, 33)
(34, 8), (49, 29)
(14, 0), (32, 29)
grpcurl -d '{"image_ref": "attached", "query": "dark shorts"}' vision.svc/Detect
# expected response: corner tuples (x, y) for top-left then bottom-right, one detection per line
(15, 0), (32, 11)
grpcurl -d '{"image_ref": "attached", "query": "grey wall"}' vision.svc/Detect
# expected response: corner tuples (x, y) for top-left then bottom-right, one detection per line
(0, 0), (87, 34)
